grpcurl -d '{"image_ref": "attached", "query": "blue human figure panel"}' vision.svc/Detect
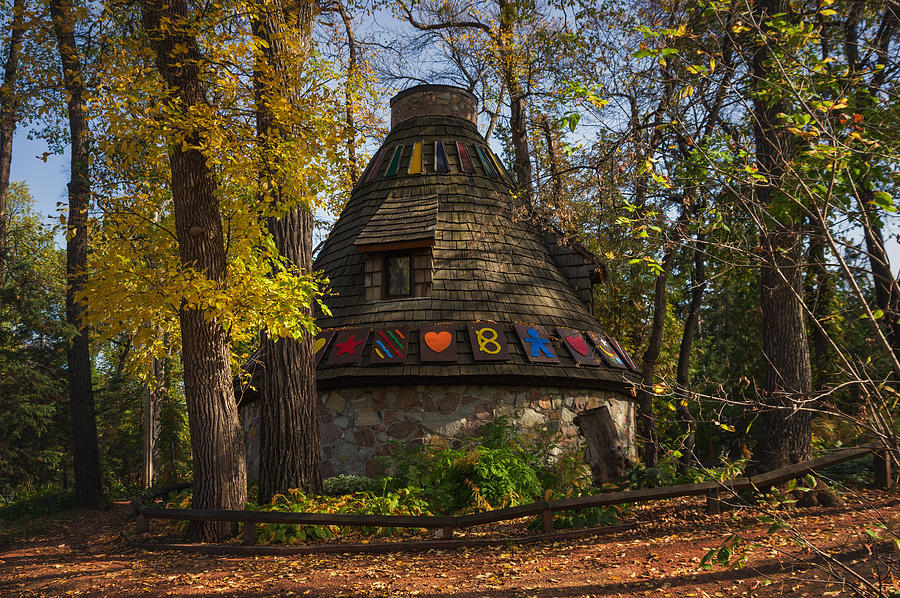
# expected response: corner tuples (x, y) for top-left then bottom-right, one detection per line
(513, 323), (560, 364)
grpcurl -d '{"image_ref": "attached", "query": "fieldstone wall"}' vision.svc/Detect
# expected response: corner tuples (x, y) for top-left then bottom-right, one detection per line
(319, 385), (634, 478)
(242, 385), (635, 481)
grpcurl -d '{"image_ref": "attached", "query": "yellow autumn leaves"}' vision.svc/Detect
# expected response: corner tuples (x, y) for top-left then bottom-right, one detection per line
(77, 2), (362, 376)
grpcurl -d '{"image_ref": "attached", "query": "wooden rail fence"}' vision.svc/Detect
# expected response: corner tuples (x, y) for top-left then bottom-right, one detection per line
(130, 443), (892, 554)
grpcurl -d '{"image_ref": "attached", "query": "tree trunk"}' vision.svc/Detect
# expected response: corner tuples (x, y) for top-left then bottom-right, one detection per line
(574, 406), (631, 485)
(843, 4), (900, 361)
(637, 205), (689, 468)
(335, 2), (359, 185)
(49, 0), (104, 509)
(538, 114), (563, 203)
(751, 0), (812, 473)
(253, 0), (322, 503)
(140, 0), (246, 541)
(497, 0), (532, 201)
(675, 234), (705, 474)
(0, 0), (24, 261)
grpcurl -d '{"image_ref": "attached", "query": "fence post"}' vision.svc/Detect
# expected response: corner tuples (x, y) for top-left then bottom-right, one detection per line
(440, 526), (453, 540)
(135, 514), (149, 535)
(243, 521), (257, 546)
(706, 489), (721, 515)
(875, 448), (893, 489)
(542, 509), (554, 534)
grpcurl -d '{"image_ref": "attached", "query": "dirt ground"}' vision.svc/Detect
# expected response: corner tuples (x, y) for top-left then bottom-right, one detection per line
(1, 489), (898, 597)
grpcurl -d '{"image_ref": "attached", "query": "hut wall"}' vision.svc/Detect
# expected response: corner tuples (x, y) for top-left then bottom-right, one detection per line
(318, 385), (635, 478)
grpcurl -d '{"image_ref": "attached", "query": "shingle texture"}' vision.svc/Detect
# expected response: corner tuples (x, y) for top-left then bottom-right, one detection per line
(313, 112), (637, 391)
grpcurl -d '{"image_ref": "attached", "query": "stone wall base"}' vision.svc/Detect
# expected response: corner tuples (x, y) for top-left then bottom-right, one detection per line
(242, 384), (635, 481)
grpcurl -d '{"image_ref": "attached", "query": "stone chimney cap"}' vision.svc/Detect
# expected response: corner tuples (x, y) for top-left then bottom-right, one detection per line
(390, 84), (478, 128)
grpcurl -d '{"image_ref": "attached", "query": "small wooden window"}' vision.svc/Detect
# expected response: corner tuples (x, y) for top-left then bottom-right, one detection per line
(384, 253), (412, 298)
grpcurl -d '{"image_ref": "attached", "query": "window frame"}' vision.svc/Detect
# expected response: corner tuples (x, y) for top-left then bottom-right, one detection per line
(382, 251), (414, 299)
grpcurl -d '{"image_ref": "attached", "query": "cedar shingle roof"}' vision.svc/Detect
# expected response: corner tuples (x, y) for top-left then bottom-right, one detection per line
(313, 90), (638, 392)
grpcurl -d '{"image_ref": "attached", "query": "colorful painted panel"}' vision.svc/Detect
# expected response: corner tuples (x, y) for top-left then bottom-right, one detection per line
(489, 150), (509, 181)
(370, 326), (410, 365)
(408, 142), (423, 174)
(363, 148), (386, 183)
(467, 321), (510, 361)
(314, 330), (336, 366)
(475, 146), (497, 178)
(385, 144), (404, 177)
(326, 328), (370, 366)
(514, 323), (560, 364)
(608, 337), (640, 373)
(434, 141), (449, 173)
(456, 142), (475, 173)
(419, 323), (457, 362)
(585, 331), (627, 369)
(556, 327), (603, 366)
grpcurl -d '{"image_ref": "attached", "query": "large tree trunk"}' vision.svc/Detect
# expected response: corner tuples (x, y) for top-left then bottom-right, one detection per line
(675, 234), (705, 474)
(49, 0), (104, 509)
(140, 0), (246, 541)
(751, 0), (813, 472)
(253, 0), (322, 503)
(497, 0), (532, 201)
(0, 0), (24, 261)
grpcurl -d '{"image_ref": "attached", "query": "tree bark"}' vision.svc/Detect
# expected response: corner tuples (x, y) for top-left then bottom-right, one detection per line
(844, 3), (900, 361)
(0, 0), (24, 261)
(637, 205), (690, 468)
(751, 0), (813, 472)
(49, 0), (104, 509)
(498, 0), (531, 201)
(675, 234), (705, 474)
(253, 0), (322, 503)
(538, 113), (563, 203)
(140, 0), (246, 541)
(334, 2), (359, 185)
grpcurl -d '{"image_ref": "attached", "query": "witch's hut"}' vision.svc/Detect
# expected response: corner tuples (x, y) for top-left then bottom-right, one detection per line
(241, 84), (640, 479)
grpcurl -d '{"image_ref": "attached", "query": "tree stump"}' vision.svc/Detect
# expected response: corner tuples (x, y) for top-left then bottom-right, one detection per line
(574, 405), (632, 486)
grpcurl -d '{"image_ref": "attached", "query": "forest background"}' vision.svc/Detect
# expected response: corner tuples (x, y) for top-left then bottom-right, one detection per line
(0, 0), (897, 529)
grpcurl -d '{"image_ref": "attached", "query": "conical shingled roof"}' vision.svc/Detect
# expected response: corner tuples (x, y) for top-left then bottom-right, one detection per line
(313, 85), (638, 391)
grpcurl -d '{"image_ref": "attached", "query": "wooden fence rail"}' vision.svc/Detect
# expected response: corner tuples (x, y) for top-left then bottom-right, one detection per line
(130, 443), (892, 550)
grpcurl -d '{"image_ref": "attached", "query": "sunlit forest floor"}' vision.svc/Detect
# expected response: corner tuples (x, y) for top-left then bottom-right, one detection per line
(0, 490), (897, 597)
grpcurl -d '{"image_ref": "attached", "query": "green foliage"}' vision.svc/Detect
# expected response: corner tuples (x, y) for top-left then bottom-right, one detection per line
(322, 474), (386, 496)
(528, 487), (619, 532)
(0, 184), (69, 497)
(248, 487), (432, 544)
(623, 448), (746, 490)
(385, 440), (542, 514)
(380, 416), (585, 514)
(0, 487), (74, 522)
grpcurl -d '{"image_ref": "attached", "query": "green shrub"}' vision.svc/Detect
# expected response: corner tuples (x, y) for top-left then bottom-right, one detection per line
(322, 474), (386, 496)
(527, 488), (619, 531)
(383, 438), (543, 514)
(378, 415), (597, 514)
(0, 487), (74, 521)
(820, 454), (874, 485)
(248, 487), (432, 544)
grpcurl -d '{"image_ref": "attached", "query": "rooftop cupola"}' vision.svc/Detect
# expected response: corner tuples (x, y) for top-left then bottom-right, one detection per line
(389, 84), (478, 128)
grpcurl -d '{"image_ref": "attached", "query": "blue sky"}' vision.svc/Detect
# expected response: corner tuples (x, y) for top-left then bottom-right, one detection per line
(11, 132), (68, 233)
